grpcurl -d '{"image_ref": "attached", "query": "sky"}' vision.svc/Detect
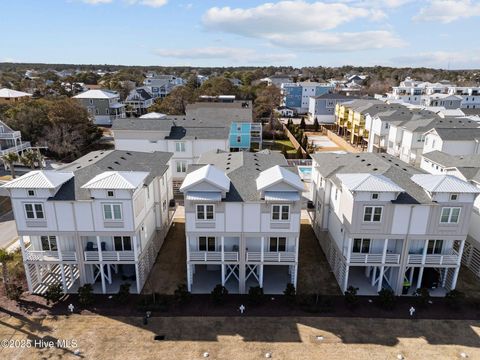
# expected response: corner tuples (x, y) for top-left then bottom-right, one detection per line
(1, 0), (480, 69)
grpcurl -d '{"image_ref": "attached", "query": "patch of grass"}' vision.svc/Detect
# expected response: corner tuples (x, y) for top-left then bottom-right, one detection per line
(272, 140), (297, 154)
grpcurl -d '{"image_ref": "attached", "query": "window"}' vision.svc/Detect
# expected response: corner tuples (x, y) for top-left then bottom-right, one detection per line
(196, 204), (214, 220)
(269, 237), (287, 252)
(237, 136), (241, 143)
(440, 207), (461, 223)
(114, 236), (132, 251)
(199, 236), (216, 251)
(176, 161), (187, 173)
(24, 203), (44, 219)
(271, 204), (290, 221)
(371, 193), (379, 200)
(27, 189), (35, 197)
(352, 238), (370, 253)
(40, 236), (57, 251)
(107, 190), (115, 198)
(363, 206), (382, 222)
(427, 239), (443, 254)
(103, 204), (122, 221)
(162, 200), (167, 211)
(450, 194), (458, 201)
(89, 99), (93, 104)
(175, 142), (186, 152)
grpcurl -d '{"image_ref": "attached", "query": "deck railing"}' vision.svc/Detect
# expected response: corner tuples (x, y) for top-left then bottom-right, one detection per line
(25, 250), (77, 262)
(246, 251), (296, 263)
(189, 251), (238, 262)
(84, 250), (135, 261)
(349, 253), (400, 264)
(407, 251), (459, 266)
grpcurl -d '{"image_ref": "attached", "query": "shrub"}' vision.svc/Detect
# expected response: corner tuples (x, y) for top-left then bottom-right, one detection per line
(283, 283), (296, 306)
(174, 284), (192, 305)
(45, 283), (63, 305)
(376, 289), (396, 310)
(344, 286), (359, 309)
(248, 286), (265, 305)
(5, 283), (23, 301)
(78, 284), (94, 308)
(445, 290), (465, 310)
(211, 284), (229, 305)
(114, 283), (131, 304)
(414, 288), (431, 308)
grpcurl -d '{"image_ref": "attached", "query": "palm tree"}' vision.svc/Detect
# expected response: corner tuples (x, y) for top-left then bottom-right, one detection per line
(0, 248), (13, 290)
(20, 150), (43, 169)
(1, 152), (19, 178)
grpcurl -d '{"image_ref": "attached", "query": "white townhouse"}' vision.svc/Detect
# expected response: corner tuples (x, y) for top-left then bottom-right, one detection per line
(385, 116), (478, 166)
(112, 100), (258, 190)
(447, 86), (480, 109)
(422, 127), (480, 157)
(0, 120), (32, 163)
(420, 151), (480, 279)
(310, 152), (480, 296)
(1, 150), (174, 294)
(179, 150), (305, 294)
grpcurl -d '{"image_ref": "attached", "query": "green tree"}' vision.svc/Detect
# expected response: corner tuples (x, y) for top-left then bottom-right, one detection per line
(149, 86), (195, 115)
(1, 152), (19, 178)
(253, 85), (282, 120)
(313, 118), (319, 132)
(196, 76), (238, 97)
(0, 249), (13, 291)
(20, 150), (43, 169)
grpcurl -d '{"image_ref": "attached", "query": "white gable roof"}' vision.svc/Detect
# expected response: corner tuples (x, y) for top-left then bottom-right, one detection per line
(336, 173), (404, 192)
(1, 170), (73, 189)
(73, 89), (118, 99)
(411, 174), (480, 193)
(179, 164), (230, 192)
(0, 88), (33, 98)
(140, 112), (167, 119)
(82, 171), (149, 190)
(256, 165), (304, 192)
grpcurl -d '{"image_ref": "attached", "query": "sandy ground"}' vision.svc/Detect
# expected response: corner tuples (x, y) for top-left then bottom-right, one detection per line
(0, 314), (478, 360)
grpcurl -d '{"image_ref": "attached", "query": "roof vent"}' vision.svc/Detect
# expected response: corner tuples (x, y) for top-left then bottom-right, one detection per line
(107, 166), (113, 170)
(226, 167), (230, 170)
(373, 168), (378, 171)
(256, 168), (261, 171)
(126, 152), (132, 156)
(361, 159), (365, 162)
(120, 156), (126, 160)
(76, 166), (81, 169)
(366, 163), (371, 166)
(114, 161), (120, 165)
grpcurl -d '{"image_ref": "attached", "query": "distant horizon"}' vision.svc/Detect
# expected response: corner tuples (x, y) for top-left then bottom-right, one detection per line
(1, 61), (479, 72)
(2, 1), (480, 69)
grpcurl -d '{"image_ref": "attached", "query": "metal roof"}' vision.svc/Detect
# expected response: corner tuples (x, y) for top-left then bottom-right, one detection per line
(0, 88), (32, 98)
(180, 164), (231, 193)
(185, 191), (222, 202)
(256, 165), (305, 192)
(336, 173), (404, 192)
(73, 89), (118, 99)
(81, 171), (149, 190)
(2, 171), (73, 189)
(411, 174), (480, 193)
(264, 191), (300, 202)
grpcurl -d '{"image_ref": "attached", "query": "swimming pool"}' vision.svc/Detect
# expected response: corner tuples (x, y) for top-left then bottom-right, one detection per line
(298, 166), (312, 175)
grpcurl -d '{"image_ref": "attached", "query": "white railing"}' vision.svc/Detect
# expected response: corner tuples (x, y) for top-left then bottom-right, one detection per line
(408, 251), (459, 265)
(189, 251), (238, 262)
(349, 253), (400, 264)
(0, 130), (21, 139)
(246, 251), (296, 263)
(84, 250), (135, 261)
(25, 250), (77, 262)
(0, 142), (31, 156)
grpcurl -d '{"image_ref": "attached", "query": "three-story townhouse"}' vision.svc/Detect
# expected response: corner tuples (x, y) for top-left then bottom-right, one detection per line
(310, 152), (479, 296)
(179, 150), (305, 294)
(1, 150), (174, 294)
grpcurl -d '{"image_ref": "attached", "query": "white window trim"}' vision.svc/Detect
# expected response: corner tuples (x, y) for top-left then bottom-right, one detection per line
(176, 160), (187, 173)
(40, 235), (57, 251)
(440, 207), (461, 224)
(371, 193), (379, 200)
(269, 237), (287, 252)
(24, 203), (45, 220)
(113, 236), (132, 251)
(450, 194), (458, 201)
(198, 236), (216, 251)
(175, 142), (186, 152)
(102, 203), (123, 221)
(352, 238), (371, 254)
(271, 204), (290, 221)
(196, 204), (215, 221)
(107, 190), (115, 198)
(363, 206), (383, 223)
(27, 189), (36, 197)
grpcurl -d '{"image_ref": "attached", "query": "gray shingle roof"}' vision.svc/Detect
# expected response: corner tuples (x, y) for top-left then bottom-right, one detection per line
(310, 152), (431, 204)
(191, 150), (294, 202)
(51, 150), (172, 201)
(431, 127), (480, 141)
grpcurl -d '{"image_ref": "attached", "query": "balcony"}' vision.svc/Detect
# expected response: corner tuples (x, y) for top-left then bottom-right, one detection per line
(0, 130), (21, 139)
(189, 251), (239, 262)
(349, 253), (400, 264)
(246, 251), (296, 263)
(25, 249), (77, 262)
(0, 141), (31, 156)
(84, 250), (135, 262)
(407, 251), (459, 266)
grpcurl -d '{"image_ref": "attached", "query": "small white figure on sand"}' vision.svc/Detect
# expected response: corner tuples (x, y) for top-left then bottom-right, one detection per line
(68, 304), (75, 313)
(409, 306), (416, 317)
(239, 304), (245, 314)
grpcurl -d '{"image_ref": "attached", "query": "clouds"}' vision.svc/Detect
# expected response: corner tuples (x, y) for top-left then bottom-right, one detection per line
(395, 50), (480, 69)
(414, 0), (480, 23)
(154, 47), (296, 64)
(202, 1), (405, 52)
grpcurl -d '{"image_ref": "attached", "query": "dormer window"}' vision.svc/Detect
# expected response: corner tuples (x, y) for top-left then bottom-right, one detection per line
(107, 190), (115, 198)
(371, 193), (379, 200)
(272, 204), (290, 221)
(450, 194), (458, 201)
(27, 189), (36, 197)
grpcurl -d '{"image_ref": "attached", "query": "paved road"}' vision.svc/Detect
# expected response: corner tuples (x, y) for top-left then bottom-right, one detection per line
(0, 210), (18, 249)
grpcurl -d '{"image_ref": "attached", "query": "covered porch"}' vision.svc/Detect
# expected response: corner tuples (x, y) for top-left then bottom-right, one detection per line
(189, 264), (240, 294)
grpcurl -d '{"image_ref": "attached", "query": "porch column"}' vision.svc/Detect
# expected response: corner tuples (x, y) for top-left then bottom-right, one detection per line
(260, 237), (264, 263)
(377, 266), (385, 292)
(221, 265), (225, 286)
(456, 240), (466, 266)
(294, 236), (300, 263)
(421, 239), (429, 265)
(186, 236), (190, 262)
(382, 239), (388, 264)
(97, 235), (106, 294)
(451, 267), (460, 289)
(186, 264), (192, 292)
(107, 264), (112, 285)
(371, 266), (377, 286)
(221, 236), (225, 262)
(346, 238), (352, 263)
(343, 266), (349, 293)
(259, 264), (264, 288)
(416, 267), (424, 289)
(59, 264), (67, 293)
(409, 267), (414, 285)
(96, 236), (103, 262)
(20, 237), (33, 292)
(293, 264), (298, 288)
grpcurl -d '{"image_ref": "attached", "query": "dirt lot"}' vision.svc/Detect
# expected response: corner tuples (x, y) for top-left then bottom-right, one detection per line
(0, 313), (478, 360)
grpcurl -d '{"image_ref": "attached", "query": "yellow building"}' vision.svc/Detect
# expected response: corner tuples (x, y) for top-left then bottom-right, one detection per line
(0, 88), (33, 104)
